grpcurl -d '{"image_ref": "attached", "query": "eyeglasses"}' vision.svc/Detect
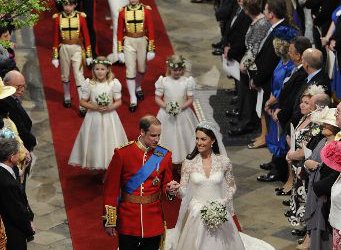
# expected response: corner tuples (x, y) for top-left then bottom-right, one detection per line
(14, 84), (26, 90)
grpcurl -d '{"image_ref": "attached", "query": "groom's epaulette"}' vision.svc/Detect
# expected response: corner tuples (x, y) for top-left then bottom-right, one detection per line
(118, 141), (134, 149)
(157, 144), (169, 152)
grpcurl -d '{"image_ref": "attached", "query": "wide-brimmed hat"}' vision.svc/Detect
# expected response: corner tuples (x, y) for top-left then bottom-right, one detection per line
(311, 107), (337, 128)
(320, 141), (341, 172)
(0, 78), (15, 99)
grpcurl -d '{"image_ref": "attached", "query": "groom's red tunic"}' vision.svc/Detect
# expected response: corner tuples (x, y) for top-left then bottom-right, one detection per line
(103, 141), (172, 237)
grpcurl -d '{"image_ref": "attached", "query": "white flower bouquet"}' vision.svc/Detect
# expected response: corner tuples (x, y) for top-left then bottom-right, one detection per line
(165, 101), (180, 116)
(96, 92), (110, 106)
(200, 201), (228, 231)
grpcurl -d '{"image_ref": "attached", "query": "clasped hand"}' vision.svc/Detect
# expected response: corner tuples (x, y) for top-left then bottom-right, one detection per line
(166, 180), (180, 195)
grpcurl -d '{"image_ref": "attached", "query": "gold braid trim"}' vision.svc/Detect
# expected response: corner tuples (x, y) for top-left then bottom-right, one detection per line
(52, 47), (59, 59)
(85, 45), (92, 58)
(148, 40), (155, 52)
(117, 41), (123, 53)
(103, 205), (117, 227)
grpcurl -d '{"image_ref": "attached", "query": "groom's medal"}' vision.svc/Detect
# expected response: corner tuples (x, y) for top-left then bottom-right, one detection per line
(152, 176), (160, 186)
(152, 163), (160, 186)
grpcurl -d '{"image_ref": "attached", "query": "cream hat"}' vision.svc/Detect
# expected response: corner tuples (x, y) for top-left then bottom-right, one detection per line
(0, 77), (15, 99)
(311, 106), (337, 127)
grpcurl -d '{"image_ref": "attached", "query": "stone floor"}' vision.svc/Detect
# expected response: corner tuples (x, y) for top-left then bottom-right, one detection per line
(10, 0), (300, 249)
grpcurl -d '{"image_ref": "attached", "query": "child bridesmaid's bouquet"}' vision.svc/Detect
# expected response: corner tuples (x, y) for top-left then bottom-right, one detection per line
(165, 101), (180, 116)
(96, 92), (110, 106)
(200, 201), (228, 231)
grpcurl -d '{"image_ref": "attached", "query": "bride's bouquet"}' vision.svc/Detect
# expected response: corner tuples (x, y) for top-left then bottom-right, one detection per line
(165, 101), (180, 116)
(96, 92), (110, 106)
(200, 201), (228, 231)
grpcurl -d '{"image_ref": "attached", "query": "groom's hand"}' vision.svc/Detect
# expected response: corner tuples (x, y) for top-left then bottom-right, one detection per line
(166, 180), (180, 193)
(105, 227), (117, 237)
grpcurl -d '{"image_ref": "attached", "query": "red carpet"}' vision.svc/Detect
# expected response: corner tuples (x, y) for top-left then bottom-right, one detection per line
(34, 0), (179, 249)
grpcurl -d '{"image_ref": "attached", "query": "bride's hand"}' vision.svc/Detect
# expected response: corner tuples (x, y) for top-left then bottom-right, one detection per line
(166, 180), (180, 194)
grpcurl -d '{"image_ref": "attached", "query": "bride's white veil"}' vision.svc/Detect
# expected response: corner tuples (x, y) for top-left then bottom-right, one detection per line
(166, 120), (232, 250)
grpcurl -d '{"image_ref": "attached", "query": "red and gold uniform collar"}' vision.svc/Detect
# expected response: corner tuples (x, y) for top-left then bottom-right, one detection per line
(136, 136), (152, 152)
(128, 3), (142, 10)
(62, 11), (77, 17)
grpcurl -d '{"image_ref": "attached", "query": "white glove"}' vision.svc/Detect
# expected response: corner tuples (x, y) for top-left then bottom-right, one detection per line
(107, 53), (116, 63)
(86, 57), (93, 66)
(52, 59), (59, 68)
(147, 51), (155, 61)
(118, 53), (125, 63)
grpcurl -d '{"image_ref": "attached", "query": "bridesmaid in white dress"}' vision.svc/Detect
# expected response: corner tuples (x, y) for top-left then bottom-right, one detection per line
(166, 121), (275, 250)
(68, 57), (128, 170)
(155, 55), (198, 168)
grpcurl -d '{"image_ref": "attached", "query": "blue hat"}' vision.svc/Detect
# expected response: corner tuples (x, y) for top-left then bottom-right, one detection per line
(273, 26), (298, 42)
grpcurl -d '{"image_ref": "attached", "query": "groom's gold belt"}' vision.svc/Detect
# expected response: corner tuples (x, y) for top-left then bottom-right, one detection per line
(122, 192), (161, 204)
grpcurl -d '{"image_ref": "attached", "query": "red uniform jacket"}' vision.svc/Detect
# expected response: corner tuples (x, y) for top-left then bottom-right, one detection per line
(52, 11), (91, 58)
(117, 4), (155, 52)
(103, 141), (172, 237)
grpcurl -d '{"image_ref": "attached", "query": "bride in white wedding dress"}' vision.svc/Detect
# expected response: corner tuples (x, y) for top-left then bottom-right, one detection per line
(165, 121), (275, 250)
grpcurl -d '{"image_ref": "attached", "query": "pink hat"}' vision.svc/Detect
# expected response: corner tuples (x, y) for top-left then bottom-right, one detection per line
(320, 141), (341, 172)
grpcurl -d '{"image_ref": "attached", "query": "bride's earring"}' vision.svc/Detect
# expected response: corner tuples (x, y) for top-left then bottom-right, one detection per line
(211, 144), (213, 148)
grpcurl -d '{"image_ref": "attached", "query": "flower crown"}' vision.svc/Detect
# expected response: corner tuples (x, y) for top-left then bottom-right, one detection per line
(273, 26), (298, 42)
(166, 56), (186, 69)
(56, 0), (77, 5)
(91, 59), (112, 66)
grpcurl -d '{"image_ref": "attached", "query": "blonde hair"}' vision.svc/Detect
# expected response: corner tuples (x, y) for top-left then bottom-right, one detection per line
(273, 38), (290, 58)
(165, 55), (186, 76)
(91, 56), (114, 82)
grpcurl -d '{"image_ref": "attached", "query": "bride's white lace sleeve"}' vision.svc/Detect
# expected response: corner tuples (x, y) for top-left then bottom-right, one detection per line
(179, 159), (191, 198)
(222, 156), (236, 214)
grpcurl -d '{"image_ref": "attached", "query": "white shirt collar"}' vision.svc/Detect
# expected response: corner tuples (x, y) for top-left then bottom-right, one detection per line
(307, 68), (321, 82)
(271, 18), (285, 29)
(0, 163), (16, 180)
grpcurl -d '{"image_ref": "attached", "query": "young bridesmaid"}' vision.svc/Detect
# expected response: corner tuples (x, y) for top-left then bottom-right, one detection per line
(155, 55), (198, 174)
(69, 56), (128, 170)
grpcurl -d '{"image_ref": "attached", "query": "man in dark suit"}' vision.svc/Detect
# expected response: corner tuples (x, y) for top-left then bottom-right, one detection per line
(222, 1), (251, 62)
(0, 71), (36, 190)
(228, 0), (288, 135)
(257, 36), (312, 182)
(0, 71), (36, 152)
(0, 138), (34, 250)
(290, 48), (331, 127)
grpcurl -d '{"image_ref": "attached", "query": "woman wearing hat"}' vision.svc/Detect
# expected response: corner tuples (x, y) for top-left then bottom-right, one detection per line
(323, 140), (341, 250)
(301, 107), (341, 250)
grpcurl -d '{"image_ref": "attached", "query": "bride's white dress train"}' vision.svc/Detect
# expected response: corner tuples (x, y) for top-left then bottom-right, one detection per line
(165, 154), (275, 250)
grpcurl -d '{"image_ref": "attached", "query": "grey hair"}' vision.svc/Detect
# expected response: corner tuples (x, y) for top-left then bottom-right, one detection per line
(2, 72), (11, 86)
(0, 138), (18, 162)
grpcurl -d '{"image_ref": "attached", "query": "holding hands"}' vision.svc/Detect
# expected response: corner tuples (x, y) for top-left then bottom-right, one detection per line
(166, 180), (180, 196)
(52, 59), (59, 68)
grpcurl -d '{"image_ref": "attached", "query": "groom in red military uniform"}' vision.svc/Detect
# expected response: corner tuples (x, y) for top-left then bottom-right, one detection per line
(103, 115), (179, 250)
(117, 0), (155, 112)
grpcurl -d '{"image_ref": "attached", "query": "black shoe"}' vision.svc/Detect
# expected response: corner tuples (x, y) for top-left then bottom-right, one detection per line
(129, 103), (137, 112)
(212, 48), (223, 56)
(282, 200), (290, 206)
(79, 109), (87, 117)
(276, 190), (292, 196)
(297, 237), (305, 244)
(224, 88), (237, 95)
(228, 126), (254, 136)
(257, 174), (279, 182)
(260, 162), (273, 170)
(211, 41), (222, 49)
(275, 187), (283, 192)
(284, 210), (292, 217)
(225, 109), (239, 117)
(229, 96), (239, 105)
(291, 229), (306, 237)
(63, 100), (71, 108)
(136, 90), (144, 101)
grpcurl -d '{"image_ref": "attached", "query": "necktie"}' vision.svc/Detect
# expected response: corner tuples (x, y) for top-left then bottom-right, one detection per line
(230, 7), (242, 27)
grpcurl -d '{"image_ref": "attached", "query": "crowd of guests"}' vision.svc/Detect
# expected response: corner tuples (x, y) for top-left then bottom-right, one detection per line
(1, 0), (341, 249)
(214, 0), (341, 249)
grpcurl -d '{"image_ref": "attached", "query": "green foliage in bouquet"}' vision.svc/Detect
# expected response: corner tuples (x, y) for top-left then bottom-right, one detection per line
(96, 92), (110, 106)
